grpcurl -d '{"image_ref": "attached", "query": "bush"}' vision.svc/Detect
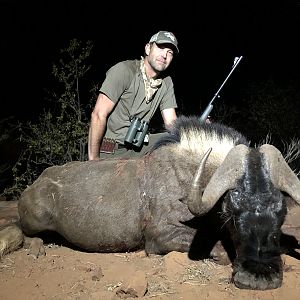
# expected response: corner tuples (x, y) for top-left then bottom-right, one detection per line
(2, 39), (96, 200)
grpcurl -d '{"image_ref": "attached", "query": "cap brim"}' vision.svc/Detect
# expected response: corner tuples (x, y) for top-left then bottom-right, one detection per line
(155, 40), (179, 53)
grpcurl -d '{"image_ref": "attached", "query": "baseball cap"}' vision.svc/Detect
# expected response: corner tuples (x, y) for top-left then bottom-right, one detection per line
(149, 31), (179, 54)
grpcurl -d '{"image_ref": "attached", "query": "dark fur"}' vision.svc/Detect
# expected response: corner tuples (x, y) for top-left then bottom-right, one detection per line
(222, 149), (287, 289)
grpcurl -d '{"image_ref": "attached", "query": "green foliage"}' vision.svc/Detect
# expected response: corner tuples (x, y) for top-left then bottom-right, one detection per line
(2, 39), (95, 200)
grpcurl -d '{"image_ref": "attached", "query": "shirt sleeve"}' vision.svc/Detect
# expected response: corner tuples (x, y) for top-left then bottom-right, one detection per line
(99, 62), (133, 103)
(159, 77), (178, 111)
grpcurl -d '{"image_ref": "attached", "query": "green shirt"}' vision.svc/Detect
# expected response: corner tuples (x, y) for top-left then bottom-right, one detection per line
(100, 59), (177, 144)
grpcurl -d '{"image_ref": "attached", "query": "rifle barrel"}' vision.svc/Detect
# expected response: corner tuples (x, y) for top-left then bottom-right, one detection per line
(199, 56), (243, 123)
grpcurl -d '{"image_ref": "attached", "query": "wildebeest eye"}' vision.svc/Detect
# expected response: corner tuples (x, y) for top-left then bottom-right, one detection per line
(271, 234), (280, 245)
(229, 191), (241, 210)
(229, 191), (239, 201)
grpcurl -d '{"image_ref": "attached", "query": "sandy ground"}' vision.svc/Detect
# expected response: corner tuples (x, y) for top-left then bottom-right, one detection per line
(1, 200), (300, 300)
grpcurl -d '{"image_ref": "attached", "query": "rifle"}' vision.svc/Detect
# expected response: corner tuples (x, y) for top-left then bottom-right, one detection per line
(199, 56), (243, 124)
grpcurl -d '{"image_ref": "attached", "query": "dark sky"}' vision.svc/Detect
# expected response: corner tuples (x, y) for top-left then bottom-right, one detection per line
(1, 0), (300, 119)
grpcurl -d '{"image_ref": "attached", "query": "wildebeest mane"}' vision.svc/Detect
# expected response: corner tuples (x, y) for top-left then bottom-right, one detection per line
(151, 115), (249, 152)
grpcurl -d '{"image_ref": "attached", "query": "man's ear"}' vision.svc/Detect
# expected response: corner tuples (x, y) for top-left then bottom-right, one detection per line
(145, 43), (151, 56)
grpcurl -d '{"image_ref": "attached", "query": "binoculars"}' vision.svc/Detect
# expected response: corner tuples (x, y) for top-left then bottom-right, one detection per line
(124, 117), (149, 148)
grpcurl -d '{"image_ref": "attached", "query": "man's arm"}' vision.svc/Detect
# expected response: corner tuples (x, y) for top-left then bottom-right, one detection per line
(88, 93), (116, 160)
(161, 108), (177, 130)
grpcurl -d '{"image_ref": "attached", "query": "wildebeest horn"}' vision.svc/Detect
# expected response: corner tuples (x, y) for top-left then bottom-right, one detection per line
(186, 147), (212, 213)
(187, 144), (249, 216)
(259, 144), (300, 204)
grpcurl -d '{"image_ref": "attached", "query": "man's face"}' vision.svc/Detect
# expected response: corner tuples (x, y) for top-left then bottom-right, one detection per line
(146, 42), (174, 73)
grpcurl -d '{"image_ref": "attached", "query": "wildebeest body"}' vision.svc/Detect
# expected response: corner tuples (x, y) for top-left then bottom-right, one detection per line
(18, 150), (200, 254)
(1, 116), (300, 291)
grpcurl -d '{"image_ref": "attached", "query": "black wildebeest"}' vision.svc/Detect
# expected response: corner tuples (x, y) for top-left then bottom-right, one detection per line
(1, 116), (300, 290)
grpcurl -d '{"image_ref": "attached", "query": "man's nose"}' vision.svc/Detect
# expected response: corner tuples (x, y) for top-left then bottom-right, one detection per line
(161, 49), (168, 58)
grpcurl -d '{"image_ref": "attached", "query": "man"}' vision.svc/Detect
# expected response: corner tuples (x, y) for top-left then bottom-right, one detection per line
(88, 31), (179, 160)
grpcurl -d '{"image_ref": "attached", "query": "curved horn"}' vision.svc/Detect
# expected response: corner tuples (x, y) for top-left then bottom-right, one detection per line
(186, 147), (212, 214)
(188, 144), (249, 216)
(259, 144), (300, 204)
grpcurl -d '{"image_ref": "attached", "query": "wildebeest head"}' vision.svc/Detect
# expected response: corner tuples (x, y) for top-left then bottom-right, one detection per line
(187, 143), (300, 289)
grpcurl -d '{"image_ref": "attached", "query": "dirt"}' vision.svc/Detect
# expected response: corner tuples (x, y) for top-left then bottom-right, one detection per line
(1, 200), (300, 300)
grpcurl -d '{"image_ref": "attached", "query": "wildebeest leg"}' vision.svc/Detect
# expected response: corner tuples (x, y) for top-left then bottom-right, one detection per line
(0, 224), (24, 258)
(209, 241), (231, 265)
(144, 225), (194, 255)
(0, 224), (45, 259)
(23, 236), (46, 259)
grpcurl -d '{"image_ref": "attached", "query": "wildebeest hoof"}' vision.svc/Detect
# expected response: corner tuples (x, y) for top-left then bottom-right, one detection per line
(210, 242), (231, 265)
(24, 237), (45, 259)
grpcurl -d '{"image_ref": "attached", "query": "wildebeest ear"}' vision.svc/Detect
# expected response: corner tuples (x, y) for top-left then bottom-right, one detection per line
(259, 144), (300, 205)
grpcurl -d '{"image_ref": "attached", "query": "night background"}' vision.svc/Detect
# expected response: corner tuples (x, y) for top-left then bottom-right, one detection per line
(1, 0), (300, 196)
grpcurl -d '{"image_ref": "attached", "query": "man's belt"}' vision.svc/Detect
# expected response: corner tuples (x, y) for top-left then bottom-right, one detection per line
(100, 138), (126, 154)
